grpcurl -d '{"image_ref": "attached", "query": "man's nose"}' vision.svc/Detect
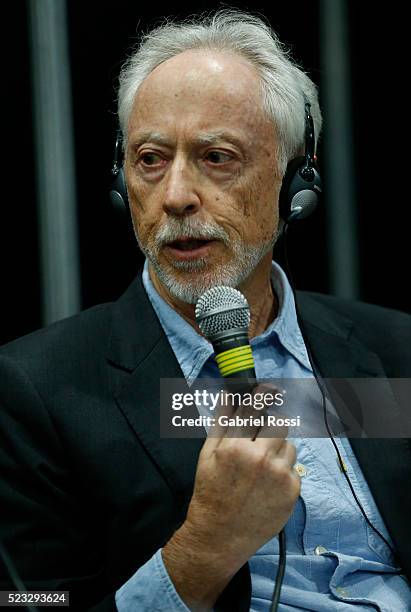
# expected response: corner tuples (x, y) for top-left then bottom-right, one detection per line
(162, 158), (201, 217)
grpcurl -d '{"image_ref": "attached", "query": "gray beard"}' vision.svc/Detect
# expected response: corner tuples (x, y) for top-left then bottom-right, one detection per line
(135, 218), (276, 304)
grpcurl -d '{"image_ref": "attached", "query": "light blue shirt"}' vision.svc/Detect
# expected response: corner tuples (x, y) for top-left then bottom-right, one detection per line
(116, 261), (411, 611)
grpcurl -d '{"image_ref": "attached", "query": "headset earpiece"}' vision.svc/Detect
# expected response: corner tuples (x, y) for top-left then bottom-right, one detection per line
(279, 156), (322, 222)
(109, 131), (129, 214)
(278, 100), (322, 223)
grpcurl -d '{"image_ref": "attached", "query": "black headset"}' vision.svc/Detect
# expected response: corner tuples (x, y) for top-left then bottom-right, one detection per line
(110, 133), (130, 215)
(109, 98), (322, 223)
(278, 100), (322, 222)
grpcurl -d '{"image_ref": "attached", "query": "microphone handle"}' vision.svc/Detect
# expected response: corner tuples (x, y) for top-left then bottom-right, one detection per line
(212, 330), (256, 392)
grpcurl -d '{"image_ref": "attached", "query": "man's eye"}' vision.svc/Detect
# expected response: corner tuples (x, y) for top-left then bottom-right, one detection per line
(140, 152), (163, 166)
(206, 151), (233, 164)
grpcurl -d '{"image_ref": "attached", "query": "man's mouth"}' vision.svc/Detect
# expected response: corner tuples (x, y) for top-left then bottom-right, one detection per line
(163, 237), (217, 260)
(168, 238), (213, 251)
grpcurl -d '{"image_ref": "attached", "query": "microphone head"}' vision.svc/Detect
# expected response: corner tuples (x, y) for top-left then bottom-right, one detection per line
(195, 286), (250, 340)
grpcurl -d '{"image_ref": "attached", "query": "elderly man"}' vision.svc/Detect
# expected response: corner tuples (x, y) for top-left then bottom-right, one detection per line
(1, 10), (410, 612)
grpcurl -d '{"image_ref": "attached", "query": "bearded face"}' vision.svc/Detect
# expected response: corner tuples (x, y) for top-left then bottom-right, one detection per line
(124, 49), (282, 304)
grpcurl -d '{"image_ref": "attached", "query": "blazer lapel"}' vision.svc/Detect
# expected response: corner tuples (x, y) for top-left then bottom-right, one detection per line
(106, 273), (204, 515)
(297, 292), (411, 578)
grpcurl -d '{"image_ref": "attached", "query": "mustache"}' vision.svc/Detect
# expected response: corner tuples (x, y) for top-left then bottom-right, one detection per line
(153, 218), (230, 247)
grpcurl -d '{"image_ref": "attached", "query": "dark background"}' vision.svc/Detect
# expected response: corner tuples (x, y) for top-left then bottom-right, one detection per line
(3, 1), (409, 346)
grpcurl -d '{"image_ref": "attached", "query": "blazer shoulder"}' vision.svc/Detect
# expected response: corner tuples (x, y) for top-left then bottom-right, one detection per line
(0, 302), (113, 376)
(300, 291), (410, 330)
(298, 291), (411, 375)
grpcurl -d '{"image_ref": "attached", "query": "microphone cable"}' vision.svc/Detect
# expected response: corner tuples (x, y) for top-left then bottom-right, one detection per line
(269, 529), (286, 612)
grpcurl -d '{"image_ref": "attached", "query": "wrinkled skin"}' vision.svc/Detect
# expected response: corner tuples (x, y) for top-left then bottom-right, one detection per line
(125, 49), (282, 335)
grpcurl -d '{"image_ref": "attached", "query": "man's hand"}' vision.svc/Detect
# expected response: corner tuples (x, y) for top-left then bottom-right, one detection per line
(162, 385), (300, 611)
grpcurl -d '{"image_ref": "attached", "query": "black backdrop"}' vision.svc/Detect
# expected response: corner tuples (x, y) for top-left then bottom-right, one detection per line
(3, 1), (409, 346)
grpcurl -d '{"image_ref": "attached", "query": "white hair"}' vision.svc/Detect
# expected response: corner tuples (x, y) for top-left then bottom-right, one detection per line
(117, 9), (322, 175)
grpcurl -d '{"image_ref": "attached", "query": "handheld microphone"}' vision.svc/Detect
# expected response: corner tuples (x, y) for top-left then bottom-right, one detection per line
(195, 286), (256, 379)
(196, 286), (287, 612)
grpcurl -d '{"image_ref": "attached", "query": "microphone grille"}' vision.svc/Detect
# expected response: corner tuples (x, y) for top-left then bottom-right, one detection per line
(195, 286), (250, 339)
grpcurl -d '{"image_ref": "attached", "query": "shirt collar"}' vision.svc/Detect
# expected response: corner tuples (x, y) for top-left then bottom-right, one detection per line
(142, 260), (311, 384)
(255, 262), (311, 370)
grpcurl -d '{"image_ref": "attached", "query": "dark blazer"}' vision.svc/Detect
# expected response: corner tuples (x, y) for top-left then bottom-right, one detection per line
(0, 273), (410, 611)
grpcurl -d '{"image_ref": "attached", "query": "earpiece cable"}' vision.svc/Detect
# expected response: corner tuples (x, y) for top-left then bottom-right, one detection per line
(281, 221), (402, 569)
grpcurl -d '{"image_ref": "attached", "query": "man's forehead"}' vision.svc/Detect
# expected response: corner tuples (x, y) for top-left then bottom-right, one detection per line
(134, 49), (262, 108)
(127, 50), (275, 148)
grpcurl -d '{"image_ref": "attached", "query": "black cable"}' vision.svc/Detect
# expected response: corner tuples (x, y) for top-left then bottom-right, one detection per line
(269, 529), (287, 612)
(280, 221), (402, 569)
(318, 388), (401, 562)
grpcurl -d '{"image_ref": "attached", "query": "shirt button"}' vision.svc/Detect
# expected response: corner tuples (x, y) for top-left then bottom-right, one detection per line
(294, 463), (308, 477)
(314, 545), (328, 555)
(335, 586), (350, 597)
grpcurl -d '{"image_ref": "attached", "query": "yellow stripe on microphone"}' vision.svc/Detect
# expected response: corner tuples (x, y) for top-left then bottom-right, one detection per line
(215, 345), (251, 363)
(215, 345), (254, 377)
